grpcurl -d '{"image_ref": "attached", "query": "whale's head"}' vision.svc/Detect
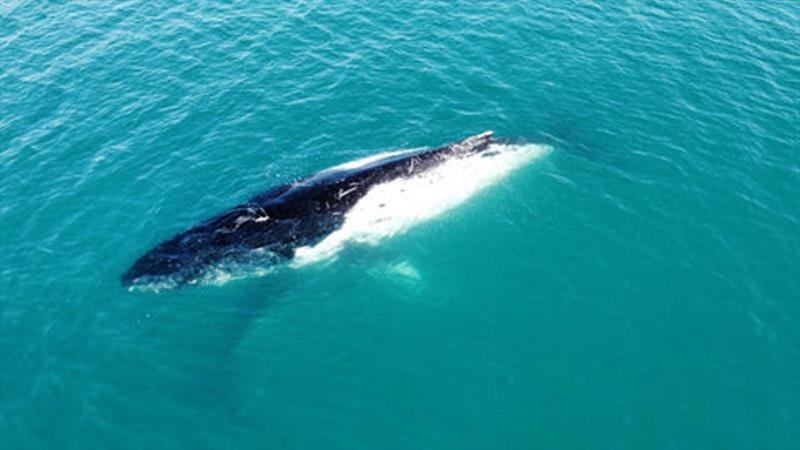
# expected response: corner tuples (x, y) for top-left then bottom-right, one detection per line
(121, 206), (294, 290)
(447, 130), (494, 155)
(121, 239), (208, 289)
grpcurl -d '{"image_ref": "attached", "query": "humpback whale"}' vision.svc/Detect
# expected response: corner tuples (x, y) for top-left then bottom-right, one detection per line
(122, 131), (545, 289)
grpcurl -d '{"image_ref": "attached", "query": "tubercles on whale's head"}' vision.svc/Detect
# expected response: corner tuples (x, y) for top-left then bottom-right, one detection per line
(449, 130), (494, 155)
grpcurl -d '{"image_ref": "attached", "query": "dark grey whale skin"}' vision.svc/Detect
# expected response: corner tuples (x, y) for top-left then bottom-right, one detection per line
(122, 131), (494, 287)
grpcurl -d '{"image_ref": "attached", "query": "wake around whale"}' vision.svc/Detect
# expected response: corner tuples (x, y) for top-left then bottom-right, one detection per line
(122, 132), (550, 290)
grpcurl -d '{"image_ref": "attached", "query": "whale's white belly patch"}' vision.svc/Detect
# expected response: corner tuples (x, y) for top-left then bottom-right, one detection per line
(292, 143), (551, 266)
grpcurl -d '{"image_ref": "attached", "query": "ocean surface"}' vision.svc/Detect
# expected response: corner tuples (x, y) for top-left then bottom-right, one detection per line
(1, 1), (798, 449)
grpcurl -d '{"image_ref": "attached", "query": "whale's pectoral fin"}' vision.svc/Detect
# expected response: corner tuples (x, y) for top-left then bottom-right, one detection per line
(386, 260), (422, 282)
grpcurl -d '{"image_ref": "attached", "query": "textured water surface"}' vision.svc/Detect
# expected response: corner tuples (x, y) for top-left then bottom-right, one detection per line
(1, 1), (799, 449)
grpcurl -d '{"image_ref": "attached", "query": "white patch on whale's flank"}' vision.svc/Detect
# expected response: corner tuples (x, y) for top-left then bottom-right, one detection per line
(336, 186), (358, 199)
(291, 143), (551, 267)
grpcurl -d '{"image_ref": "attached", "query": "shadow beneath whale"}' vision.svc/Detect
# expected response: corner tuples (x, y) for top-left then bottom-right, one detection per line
(208, 267), (303, 359)
(123, 267), (304, 408)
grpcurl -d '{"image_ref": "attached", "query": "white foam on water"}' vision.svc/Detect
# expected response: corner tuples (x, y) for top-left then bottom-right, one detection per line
(127, 278), (180, 293)
(127, 248), (279, 292)
(127, 265), (276, 292)
(292, 143), (551, 267)
(196, 264), (275, 287)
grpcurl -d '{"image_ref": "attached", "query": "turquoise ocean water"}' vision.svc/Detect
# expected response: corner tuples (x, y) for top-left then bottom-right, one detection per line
(1, 1), (799, 449)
